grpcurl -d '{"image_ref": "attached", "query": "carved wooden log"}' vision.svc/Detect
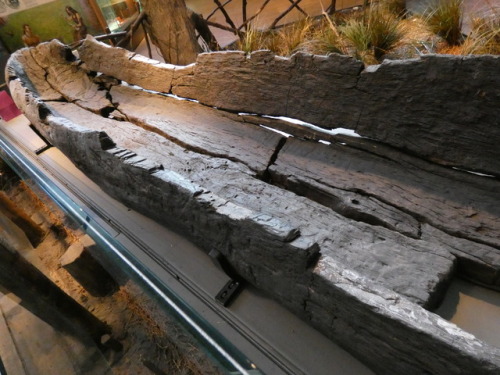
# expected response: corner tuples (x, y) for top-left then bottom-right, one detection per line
(75, 37), (500, 178)
(141, 0), (201, 65)
(5, 40), (500, 375)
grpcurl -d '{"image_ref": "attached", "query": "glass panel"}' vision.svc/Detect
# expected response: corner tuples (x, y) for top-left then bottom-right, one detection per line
(96, 0), (142, 32)
(0, 126), (262, 374)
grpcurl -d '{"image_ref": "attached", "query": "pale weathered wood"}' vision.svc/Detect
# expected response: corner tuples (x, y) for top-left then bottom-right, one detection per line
(14, 40), (456, 310)
(6, 49), (63, 101)
(79, 37), (175, 94)
(142, 0), (201, 64)
(75, 39), (500, 178)
(109, 84), (283, 175)
(44, 100), (455, 310)
(170, 50), (500, 177)
(28, 41), (112, 113)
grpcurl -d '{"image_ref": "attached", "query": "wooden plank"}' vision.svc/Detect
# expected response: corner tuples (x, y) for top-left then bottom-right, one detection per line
(0, 295), (26, 375)
(109, 84), (284, 176)
(270, 137), (500, 287)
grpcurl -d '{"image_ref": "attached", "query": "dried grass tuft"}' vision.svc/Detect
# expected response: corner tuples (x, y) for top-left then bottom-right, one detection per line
(238, 24), (268, 53)
(340, 5), (405, 61)
(425, 0), (464, 46)
(273, 17), (315, 56)
(461, 16), (500, 55)
(379, 0), (407, 17)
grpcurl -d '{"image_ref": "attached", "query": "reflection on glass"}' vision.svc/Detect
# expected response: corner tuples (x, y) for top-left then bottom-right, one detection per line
(97, 0), (142, 32)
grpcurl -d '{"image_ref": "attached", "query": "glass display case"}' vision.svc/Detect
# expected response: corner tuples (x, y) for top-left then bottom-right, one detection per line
(0, 111), (262, 375)
(96, 0), (141, 32)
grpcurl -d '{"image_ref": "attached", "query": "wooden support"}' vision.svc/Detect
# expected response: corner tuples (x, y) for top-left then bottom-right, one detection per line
(141, 0), (201, 64)
(0, 243), (110, 344)
(326, 0), (337, 14)
(191, 11), (220, 51)
(60, 238), (118, 297)
(287, 0), (308, 16)
(242, 0), (247, 31)
(69, 31), (126, 50)
(206, 20), (240, 34)
(206, 0), (233, 21)
(269, 0), (305, 29)
(142, 23), (153, 58)
(238, 0), (273, 31)
(117, 11), (147, 47)
(212, 0), (238, 33)
(0, 192), (45, 247)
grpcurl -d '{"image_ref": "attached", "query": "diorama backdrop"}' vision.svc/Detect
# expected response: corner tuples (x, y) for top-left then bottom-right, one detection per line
(0, 0), (103, 52)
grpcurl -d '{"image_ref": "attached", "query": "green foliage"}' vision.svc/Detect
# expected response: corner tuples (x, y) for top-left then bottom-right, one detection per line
(238, 25), (266, 54)
(274, 17), (314, 56)
(341, 6), (404, 60)
(426, 0), (463, 46)
(341, 16), (371, 52)
(236, 0), (497, 63)
(239, 18), (316, 56)
(305, 19), (345, 55)
(369, 8), (405, 58)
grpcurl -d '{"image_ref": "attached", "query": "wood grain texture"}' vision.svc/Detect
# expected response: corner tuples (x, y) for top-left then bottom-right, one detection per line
(7, 40), (500, 375)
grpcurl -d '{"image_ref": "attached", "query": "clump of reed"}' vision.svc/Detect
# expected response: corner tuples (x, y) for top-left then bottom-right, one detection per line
(461, 16), (500, 55)
(237, 6), (403, 64)
(425, 0), (464, 46)
(340, 5), (405, 62)
(379, 0), (407, 18)
(236, 0), (498, 64)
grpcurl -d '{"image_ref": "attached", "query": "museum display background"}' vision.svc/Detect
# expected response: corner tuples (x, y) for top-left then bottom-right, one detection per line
(0, 0), (140, 52)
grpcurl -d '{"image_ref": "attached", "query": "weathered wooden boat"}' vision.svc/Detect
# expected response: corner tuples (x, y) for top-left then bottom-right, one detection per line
(5, 36), (500, 374)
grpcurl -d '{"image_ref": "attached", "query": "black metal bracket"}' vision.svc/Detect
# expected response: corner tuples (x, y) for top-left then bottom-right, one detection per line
(34, 145), (52, 155)
(209, 249), (244, 307)
(215, 279), (242, 307)
(29, 124), (53, 155)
